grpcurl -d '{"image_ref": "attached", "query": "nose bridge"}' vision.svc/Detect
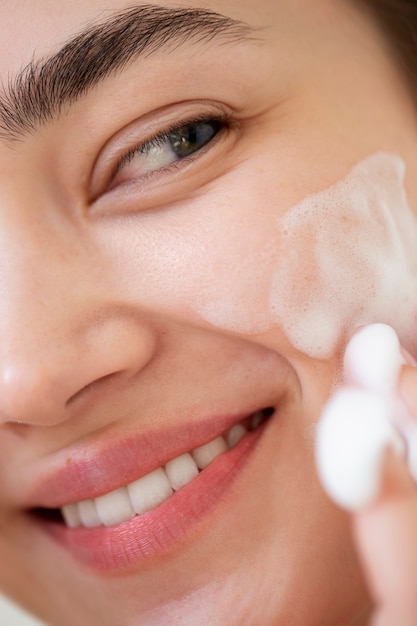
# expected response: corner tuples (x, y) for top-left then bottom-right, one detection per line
(0, 195), (155, 427)
(0, 209), (86, 422)
(0, 200), (74, 335)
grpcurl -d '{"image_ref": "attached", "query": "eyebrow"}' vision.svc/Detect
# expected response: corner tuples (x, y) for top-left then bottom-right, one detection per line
(0, 4), (256, 141)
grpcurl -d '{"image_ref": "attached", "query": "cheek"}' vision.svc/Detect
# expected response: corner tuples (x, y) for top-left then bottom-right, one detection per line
(101, 152), (417, 359)
(191, 152), (417, 359)
(98, 173), (282, 329)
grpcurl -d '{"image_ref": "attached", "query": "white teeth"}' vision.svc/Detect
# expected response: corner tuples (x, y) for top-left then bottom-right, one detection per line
(165, 453), (199, 491)
(192, 436), (228, 470)
(61, 503), (81, 529)
(127, 468), (173, 514)
(226, 424), (247, 448)
(95, 487), (135, 527)
(78, 499), (101, 528)
(59, 417), (259, 528)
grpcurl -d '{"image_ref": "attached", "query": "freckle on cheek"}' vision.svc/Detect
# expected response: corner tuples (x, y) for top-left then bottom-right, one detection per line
(195, 153), (417, 358)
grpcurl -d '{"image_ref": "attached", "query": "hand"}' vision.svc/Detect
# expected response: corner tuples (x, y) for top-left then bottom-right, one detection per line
(353, 363), (417, 626)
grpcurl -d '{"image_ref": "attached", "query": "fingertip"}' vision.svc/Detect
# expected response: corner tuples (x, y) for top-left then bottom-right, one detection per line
(344, 324), (403, 393)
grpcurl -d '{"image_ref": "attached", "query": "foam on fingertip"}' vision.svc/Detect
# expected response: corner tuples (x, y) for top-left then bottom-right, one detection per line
(315, 323), (414, 511)
(343, 324), (404, 394)
(316, 388), (405, 510)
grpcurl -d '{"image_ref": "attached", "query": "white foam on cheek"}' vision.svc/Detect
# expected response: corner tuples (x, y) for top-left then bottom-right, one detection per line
(270, 153), (417, 357)
(196, 152), (417, 359)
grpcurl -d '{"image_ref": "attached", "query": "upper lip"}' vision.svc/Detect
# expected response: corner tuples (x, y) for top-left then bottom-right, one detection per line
(23, 406), (274, 510)
(11, 354), (297, 512)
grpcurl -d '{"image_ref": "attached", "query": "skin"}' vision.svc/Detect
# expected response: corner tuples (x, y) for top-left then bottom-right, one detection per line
(0, 0), (416, 624)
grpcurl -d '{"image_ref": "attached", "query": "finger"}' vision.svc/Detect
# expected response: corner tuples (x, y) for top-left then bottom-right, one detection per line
(353, 448), (417, 624)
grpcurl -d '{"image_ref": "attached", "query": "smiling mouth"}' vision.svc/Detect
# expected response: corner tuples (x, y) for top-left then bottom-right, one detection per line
(32, 407), (274, 530)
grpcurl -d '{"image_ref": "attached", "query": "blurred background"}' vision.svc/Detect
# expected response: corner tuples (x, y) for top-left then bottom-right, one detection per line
(0, 595), (44, 625)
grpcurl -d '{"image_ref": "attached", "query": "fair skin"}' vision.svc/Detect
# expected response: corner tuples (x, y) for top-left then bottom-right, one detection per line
(0, 0), (416, 624)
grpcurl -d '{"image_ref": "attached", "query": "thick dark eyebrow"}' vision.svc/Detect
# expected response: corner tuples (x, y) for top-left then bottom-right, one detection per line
(0, 4), (256, 141)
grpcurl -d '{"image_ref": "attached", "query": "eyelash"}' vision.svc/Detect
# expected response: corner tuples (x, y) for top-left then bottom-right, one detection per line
(109, 112), (231, 184)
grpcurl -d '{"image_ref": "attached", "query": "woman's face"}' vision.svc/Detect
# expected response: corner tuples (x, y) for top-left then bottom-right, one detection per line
(0, 1), (417, 624)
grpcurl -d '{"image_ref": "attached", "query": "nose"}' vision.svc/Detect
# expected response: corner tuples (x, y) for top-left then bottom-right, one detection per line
(0, 207), (156, 427)
(0, 320), (156, 427)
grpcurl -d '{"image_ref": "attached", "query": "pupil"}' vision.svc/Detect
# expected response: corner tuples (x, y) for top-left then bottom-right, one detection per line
(170, 121), (220, 159)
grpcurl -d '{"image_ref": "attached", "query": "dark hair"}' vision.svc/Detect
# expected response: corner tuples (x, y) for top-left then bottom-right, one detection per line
(358, 0), (417, 92)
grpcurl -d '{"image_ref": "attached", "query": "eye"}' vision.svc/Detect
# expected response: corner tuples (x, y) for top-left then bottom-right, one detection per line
(109, 117), (224, 190)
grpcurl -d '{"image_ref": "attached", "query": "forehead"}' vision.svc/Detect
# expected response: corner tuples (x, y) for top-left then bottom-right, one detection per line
(0, 0), (266, 78)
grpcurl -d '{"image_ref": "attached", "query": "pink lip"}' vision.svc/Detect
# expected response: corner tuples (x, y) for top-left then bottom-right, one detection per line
(33, 423), (268, 570)
(26, 408), (268, 509)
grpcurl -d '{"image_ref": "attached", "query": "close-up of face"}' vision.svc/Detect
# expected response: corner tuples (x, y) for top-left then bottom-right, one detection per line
(0, 1), (417, 625)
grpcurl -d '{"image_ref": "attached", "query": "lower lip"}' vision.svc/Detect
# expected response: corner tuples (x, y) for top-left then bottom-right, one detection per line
(35, 422), (268, 571)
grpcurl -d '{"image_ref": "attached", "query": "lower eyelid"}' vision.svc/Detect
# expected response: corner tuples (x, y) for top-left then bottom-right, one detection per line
(91, 143), (220, 214)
